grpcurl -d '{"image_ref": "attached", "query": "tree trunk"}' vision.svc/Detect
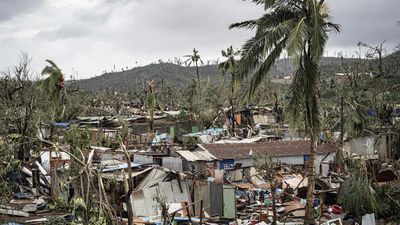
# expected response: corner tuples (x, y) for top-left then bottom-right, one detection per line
(271, 183), (277, 225)
(304, 134), (318, 225)
(339, 96), (344, 145)
(149, 111), (154, 132)
(195, 61), (201, 99)
(122, 143), (134, 225)
(231, 98), (235, 135)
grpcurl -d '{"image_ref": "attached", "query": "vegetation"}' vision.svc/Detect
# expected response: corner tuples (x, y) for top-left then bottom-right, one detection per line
(338, 161), (378, 221)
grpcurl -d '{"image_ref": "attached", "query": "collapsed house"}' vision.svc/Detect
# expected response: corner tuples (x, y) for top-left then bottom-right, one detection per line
(130, 167), (190, 218)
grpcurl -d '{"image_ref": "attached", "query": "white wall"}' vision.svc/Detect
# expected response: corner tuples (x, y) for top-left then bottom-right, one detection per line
(232, 154), (334, 175)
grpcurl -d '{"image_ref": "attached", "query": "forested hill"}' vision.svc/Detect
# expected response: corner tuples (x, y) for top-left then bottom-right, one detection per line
(74, 55), (393, 92)
(75, 59), (294, 92)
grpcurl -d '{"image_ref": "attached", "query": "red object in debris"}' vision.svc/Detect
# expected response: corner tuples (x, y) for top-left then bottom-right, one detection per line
(332, 205), (342, 214)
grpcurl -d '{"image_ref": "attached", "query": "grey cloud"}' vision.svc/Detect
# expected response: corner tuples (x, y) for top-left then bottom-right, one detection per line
(34, 0), (123, 41)
(328, 0), (400, 49)
(0, 0), (44, 22)
(35, 24), (93, 41)
(0, 0), (399, 79)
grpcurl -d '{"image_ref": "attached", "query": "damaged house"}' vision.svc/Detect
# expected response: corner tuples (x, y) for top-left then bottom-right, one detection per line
(178, 140), (337, 180)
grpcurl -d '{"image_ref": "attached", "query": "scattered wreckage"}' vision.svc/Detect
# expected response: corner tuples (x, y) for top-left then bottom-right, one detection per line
(1, 109), (400, 225)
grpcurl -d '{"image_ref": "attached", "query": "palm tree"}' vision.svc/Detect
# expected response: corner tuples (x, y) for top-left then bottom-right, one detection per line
(230, 1), (340, 224)
(38, 60), (66, 124)
(184, 48), (204, 98)
(219, 46), (241, 134)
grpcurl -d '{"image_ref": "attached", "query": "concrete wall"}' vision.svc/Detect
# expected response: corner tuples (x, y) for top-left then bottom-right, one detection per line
(343, 136), (375, 156)
(133, 155), (154, 164)
(343, 135), (397, 159)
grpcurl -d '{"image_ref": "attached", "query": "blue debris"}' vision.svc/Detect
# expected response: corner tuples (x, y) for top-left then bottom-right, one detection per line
(54, 122), (70, 128)
(12, 192), (32, 199)
(184, 128), (226, 137)
(367, 109), (377, 116)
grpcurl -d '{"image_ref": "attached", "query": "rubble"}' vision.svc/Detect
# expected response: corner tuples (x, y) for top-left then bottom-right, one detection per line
(1, 107), (400, 225)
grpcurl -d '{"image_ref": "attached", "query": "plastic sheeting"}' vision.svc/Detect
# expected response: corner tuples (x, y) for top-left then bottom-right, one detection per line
(362, 214), (375, 225)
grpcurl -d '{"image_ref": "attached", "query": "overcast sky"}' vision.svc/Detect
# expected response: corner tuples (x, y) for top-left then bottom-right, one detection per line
(1, 0), (399, 79)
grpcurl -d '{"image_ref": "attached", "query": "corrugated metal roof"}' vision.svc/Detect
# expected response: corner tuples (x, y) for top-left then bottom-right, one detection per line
(100, 162), (143, 172)
(199, 140), (337, 160)
(176, 150), (217, 162)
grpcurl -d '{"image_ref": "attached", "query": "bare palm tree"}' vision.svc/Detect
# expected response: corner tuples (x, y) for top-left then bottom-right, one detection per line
(230, 1), (340, 223)
(219, 46), (241, 134)
(184, 48), (204, 98)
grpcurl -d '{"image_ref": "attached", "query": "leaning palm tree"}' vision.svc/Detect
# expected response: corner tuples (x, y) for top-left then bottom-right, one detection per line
(230, 1), (340, 224)
(219, 46), (241, 134)
(38, 60), (66, 125)
(184, 48), (204, 98)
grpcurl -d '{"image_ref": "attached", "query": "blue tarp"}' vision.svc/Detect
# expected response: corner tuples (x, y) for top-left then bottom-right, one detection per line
(218, 159), (235, 169)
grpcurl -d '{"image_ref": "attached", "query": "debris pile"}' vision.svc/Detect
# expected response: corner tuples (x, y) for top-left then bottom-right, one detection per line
(1, 105), (399, 225)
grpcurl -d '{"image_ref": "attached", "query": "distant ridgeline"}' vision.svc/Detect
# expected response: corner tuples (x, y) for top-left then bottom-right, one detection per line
(75, 52), (400, 92)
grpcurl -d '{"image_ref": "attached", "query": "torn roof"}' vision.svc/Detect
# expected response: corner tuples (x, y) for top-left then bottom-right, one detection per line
(199, 140), (337, 160)
(135, 166), (187, 190)
(176, 150), (217, 162)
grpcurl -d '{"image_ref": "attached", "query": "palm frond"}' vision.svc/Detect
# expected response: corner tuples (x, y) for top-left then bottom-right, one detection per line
(238, 18), (296, 80)
(309, 0), (328, 62)
(325, 22), (341, 33)
(229, 20), (257, 30)
(44, 59), (59, 70)
(246, 38), (286, 98)
(286, 16), (307, 59)
(303, 55), (321, 133)
(287, 62), (306, 127)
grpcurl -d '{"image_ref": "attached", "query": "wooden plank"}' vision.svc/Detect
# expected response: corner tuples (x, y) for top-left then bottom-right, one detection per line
(0, 208), (29, 217)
